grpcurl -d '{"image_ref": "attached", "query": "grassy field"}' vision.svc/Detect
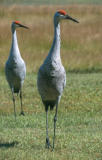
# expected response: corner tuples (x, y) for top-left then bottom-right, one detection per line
(0, 5), (102, 160)
(0, 72), (102, 159)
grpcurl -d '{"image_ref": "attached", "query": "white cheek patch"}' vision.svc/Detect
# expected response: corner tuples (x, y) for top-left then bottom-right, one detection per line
(15, 24), (19, 27)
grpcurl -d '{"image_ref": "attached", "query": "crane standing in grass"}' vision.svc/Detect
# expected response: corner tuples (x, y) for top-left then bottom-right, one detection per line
(5, 21), (29, 119)
(37, 10), (79, 149)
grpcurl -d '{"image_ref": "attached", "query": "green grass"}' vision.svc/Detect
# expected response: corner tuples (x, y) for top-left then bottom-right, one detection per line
(0, 72), (102, 159)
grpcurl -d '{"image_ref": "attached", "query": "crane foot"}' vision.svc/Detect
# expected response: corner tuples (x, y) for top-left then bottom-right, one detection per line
(45, 138), (52, 149)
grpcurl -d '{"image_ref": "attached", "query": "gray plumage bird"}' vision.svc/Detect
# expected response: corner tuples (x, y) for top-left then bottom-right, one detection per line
(37, 10), (79, 149)
(5, 21), (29, 119)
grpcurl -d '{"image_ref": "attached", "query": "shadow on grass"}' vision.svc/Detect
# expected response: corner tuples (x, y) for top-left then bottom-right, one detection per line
(0, 141), (18, 148)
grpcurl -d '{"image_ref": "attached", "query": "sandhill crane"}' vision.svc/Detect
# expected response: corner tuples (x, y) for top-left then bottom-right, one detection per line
(5, 21), (29, 119)
(37, 10), (79, 149)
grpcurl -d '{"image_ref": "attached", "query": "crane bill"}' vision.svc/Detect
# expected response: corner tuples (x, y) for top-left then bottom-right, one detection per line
(66, 15), (79, 23)
(19, 24), (29, 29)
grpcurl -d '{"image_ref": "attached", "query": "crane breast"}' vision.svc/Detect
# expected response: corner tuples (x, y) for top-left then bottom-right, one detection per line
(37, 64), (66, 101)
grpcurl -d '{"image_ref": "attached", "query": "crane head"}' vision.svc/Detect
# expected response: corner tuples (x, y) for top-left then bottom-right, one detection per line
(54, 10), (79, 23)
(11, 21), (29, 32)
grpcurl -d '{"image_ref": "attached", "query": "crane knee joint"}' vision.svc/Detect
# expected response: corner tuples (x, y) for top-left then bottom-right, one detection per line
(54, 116), (57, 122)
(13, 97), (15, 102)
(46, 137), (49, 143)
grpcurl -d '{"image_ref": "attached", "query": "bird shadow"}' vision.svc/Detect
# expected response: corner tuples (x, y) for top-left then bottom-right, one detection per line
(0, 141), (18, 148)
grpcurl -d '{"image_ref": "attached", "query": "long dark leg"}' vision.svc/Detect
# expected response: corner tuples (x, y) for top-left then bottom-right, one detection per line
(53, 102), (58, 149)
(45, 109), (51, 149)
(11, 89), (16, 120)
(20, 89), (25, 116)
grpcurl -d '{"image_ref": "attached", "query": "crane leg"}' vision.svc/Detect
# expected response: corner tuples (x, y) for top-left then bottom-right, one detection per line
(20, 89), (25, 116)
(11, 89), (16, 120)
(53, 102), (58, 150)
(45, 110), (51, 149)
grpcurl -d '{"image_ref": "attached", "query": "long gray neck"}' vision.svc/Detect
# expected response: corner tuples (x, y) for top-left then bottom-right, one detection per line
(48, 22), (61, 61)
(10, 30), (21, 58)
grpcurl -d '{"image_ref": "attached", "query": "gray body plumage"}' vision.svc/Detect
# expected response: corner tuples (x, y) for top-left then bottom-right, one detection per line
(37, 55), (66, 110)
(5, 43), (26, 93)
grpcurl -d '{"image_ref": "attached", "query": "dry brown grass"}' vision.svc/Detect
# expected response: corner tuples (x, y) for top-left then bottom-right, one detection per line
(0, 5), (102, 72)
